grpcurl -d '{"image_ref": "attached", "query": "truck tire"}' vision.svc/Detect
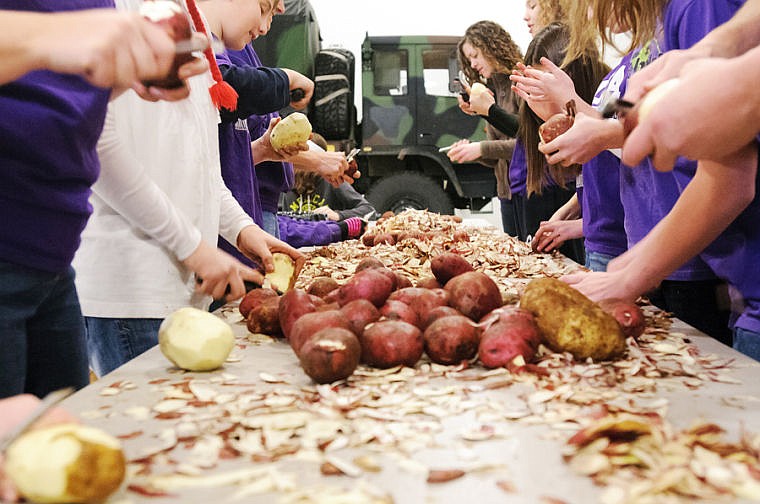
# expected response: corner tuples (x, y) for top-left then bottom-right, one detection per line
(366, 172), (454, 215)
(310, 49), (354, 140)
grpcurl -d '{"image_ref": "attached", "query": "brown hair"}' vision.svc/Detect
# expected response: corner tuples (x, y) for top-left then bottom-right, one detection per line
(563, 0), (666, 63)
(537, 0), (566, 27)
(457, 21), (523, 86)
(519, 22), (609, 195)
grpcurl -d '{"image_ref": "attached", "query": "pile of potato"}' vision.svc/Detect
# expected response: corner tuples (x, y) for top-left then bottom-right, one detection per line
(241, 253), (645, 384)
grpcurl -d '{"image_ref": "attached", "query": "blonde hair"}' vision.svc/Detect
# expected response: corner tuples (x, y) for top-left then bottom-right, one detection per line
(537, 0), (565, 27)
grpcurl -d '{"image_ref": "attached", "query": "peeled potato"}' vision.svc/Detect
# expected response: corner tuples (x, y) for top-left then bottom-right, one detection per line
(159, 307), (235, 371)
(5, 424), (126, 504)
(470, 82), (488, 100)
(269, 112), (312, 151)
(264, 252), (303, 293)
(638, 78), (680, 122)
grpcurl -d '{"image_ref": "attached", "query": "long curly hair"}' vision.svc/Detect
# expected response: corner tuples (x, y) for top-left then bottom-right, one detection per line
(537, 0), (566, 26)
(518, 22), (609, 195)
(457, 20), (523, 86)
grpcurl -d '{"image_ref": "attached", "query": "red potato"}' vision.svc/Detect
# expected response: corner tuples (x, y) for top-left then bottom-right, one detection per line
(239, 288), (279, 318)
(430, 252), (474, 286)
(597, 298), (646, 339)
(478, 309), (541, 368)
(424, 315), (481, 365)
(355, 257), (385, 272)
(339, 299), (381, 336)
(299, 328), (361, 384)
(336, 268), (394, 308)
(452, 230), (470, 242)
(372, 267), (399, 291)
(416, 276), (441, 289)
(360, 320), (424, 368)
(444, 271), (503, 321)
(362, 234), (376, 247)
(289, 310), (351, 356)
(139, 0), (195, 89)
(388, 287), (450, 320)
(307, 277), (339, 298)
(278, 289), (317, 341)
(420, 305), (462, 330)
(246, 296), (282, 336)
(373, 233), (396, 246)
(379, 300), (419, 327)
(394, 273), (413, 290)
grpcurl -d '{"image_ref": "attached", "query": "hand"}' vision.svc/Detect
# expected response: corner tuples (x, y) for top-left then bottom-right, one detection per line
(510, 59), (574, 119)
(283, 68), (314, 110)
(560, 269), (641, 302)
(448, 140), (481, 163)
(1, 394), (77, 502)
(40, 10), (177, 90)
(182, 241), (263, 302)
(313, 151), (351, 187)
(457, 92), (477, 116)
(252, 117), (309, 162)
(131, 48), (209, 102)
(236, 225), (305, 274)
(532, 219), (583, 252)
(539, 113), (623, 166)
(468, 86), (495, 116)
(313, 206), (340, 221)
(623, 48), (707, 104)
(622, 52), (760, 170)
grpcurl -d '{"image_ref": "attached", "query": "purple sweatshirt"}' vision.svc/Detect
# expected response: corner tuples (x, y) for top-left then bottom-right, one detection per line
(0, 0), (113, 273)
(619, 0), (743, 281)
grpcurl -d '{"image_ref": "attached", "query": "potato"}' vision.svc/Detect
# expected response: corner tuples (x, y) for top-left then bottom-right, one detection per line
(452, 229), (470, 242)
(307, 276), (339, 298)
(289, 310), (351, 356)
(430, 252), (474, 285)
(598, 298), (646, 339)
(361, 233), (376, 246)
(278, 289), (317, 341)
(388, 287), (450, 320)
(336, 268), (394, 307)
(239, 287), (279, 318)
(269, 112), (312, 151)
(246, 296), (282, 336)
(159, 307), (234, 371)
(5, 424), (126, 504)
(478, 307), (541, 368)
(420, 305), (461, 330)
(394, 272), (413, 289)
(520, 278), (626, 360)
(373, 233), (396, 246)
(360, 320), (423, 368)
(379, 299), (419, 327)
(339, 299), (381, 336)
(264, 252), (303, 293)
(355, 257), (385, 272)
(538, 100), (576, 144)
(299, 327), (361, 384)
(469, 82), (488, 100)
(424, 315), (480, 365)
(444, 271), (502, 321)
(416, 276), (441, 289)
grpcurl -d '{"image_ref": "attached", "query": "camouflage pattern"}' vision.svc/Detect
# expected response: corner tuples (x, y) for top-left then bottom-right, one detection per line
(254, 2), (497, 211)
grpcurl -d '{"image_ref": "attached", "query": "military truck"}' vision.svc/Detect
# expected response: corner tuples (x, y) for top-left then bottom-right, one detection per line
(254, 0), (496, 215)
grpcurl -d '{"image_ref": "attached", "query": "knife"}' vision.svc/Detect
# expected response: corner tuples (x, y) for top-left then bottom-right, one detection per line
(174, 37), (224, 54)
(0, 387), (75, 452)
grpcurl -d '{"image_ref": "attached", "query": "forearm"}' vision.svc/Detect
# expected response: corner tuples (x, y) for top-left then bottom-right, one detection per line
(485, 105), (519, 137)
(551, 193), (580, 220)
(618, 147), (756, 293)
(218, 64), (289, 122)
(695, 0), (760, 58)
(0, 12), (50, 84)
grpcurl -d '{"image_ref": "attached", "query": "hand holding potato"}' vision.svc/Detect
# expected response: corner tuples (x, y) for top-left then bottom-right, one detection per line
(467, 82), (495, 116)
(236, 224), (305, 278)
(182, 240), (263, 302)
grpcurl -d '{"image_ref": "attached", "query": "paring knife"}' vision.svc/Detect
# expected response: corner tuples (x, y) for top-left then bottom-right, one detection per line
(0, 387), (75, 452)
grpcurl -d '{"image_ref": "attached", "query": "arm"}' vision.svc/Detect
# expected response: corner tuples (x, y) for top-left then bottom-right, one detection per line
(540, 113), (625, 167)
(277, 215), (342, 248)
(532, 194), (583, 252)
(510, 59), (597, 120)
(563, 145), (757, 301)
(486, 105), (520, 137)
(0, 9), (175, 88)
(218, 64), (290, 121)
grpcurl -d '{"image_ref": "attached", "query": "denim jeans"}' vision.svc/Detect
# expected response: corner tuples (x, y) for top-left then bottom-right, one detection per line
(0, 262), (89, 398)
(734, 327), (760, 362)
(584, 250), (615, 272)
(85, 317), (162, 377)
(261, 211), (280, 238)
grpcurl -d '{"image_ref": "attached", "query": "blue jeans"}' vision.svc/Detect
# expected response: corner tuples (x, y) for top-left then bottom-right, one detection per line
(262, 211), (280, 238)
(85, 317), (162, 377)
(0, 262), (89, 399)
(584, 250), (615, 272)
(734, 327), (760, 362)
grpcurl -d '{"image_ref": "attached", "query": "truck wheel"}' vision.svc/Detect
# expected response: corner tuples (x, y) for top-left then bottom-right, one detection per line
(367, 172), (454, 215)
(310, 49), (354, 140)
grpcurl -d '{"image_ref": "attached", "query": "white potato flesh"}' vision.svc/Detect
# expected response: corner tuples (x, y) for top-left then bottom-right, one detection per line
(469, 82), (488, 100)
(269, 112), (312, 150)
(638, 78), (680, 122)
(159, 307), (235, 371)
(263, 252), (297, 293)
(5, 424), (126, 504)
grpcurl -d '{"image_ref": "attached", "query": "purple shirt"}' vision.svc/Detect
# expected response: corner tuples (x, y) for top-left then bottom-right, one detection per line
(509, 141), (527, 197)
(215, 47), (265, 267)
(619, 0), (742, 281)
(0, 0), (113, 273)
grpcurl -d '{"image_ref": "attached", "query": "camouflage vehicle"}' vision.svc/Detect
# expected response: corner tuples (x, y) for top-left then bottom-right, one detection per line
(254, 0), (496, 214)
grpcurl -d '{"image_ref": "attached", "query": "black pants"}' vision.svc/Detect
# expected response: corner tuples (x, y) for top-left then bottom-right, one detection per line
(647, 279), (732, 347)
(511, 186), (585, 265)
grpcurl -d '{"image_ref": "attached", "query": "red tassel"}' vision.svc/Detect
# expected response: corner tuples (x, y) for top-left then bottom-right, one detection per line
(184, 0), (238, 112)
